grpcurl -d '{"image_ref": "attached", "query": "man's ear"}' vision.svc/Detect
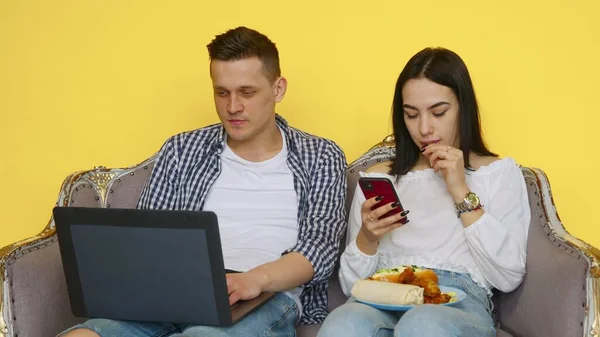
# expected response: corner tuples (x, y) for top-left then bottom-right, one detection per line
(274, 77), (287, 103)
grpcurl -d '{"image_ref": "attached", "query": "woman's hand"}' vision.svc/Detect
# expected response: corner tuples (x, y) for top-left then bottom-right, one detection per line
(422, 144), (470, 202)
(356, 197), (409, 255)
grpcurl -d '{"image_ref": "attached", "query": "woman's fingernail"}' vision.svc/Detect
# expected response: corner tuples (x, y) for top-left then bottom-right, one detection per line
(375, 196), (383, 201)
(405, 220), (410, 224)
(401, 210), (410, 216)
(391, 202), (400, 208)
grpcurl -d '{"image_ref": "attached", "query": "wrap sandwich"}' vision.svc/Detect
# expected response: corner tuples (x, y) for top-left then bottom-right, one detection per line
(351, 279), (424, 305)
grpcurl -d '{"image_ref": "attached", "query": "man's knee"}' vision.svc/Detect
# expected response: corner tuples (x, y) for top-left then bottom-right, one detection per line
(59, 328), (100, 337)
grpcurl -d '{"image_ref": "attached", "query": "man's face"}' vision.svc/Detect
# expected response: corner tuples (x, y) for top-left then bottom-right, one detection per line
(210, 57), (286, 143)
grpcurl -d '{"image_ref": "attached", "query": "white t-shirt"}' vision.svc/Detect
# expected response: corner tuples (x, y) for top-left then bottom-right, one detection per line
(340, 158), (531, 295)
(203, 129), (303, 314)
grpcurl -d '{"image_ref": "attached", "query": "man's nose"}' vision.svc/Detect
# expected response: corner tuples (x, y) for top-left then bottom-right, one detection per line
(227, 95), (243, 114)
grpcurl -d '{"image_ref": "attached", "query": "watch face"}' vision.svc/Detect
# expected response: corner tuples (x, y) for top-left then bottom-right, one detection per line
(465, 192), (479, 206)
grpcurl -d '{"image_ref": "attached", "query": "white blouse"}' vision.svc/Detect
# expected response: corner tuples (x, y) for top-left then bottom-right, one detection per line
(339, 157), (531, 296)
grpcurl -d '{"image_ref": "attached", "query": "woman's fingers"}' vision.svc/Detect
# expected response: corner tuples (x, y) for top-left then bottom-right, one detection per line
(361, 196), (381, 213)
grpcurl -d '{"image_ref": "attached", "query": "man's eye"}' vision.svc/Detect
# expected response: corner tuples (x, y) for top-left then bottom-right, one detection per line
(241, 91), (256, 96)
(217, 91), (228, 97)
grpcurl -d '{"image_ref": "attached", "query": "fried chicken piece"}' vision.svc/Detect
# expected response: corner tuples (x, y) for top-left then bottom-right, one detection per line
(410, 277), (441, 298)
(397, 267), (416, 284)
(424, 293), (451, 304)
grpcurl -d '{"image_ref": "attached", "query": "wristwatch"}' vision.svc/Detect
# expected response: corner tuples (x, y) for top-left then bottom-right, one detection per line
(455, 191), (482, 217)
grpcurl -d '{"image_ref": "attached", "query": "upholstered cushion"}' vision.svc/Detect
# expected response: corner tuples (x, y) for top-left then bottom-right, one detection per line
(297, 323), (322, 337)
(496, 328), (514, 337)
(493, 172), (587, 337)
(105, 162), (154, 208)
(6, 239), (82, 337)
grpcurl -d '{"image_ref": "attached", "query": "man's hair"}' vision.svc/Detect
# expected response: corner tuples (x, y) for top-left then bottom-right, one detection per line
(207, 26), (281, 83)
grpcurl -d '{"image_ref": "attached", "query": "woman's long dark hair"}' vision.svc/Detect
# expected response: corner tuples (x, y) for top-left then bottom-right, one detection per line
(390, 47), (497, 176)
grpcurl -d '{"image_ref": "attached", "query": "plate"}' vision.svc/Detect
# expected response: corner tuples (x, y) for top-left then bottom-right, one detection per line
(355, 286), (466, 312)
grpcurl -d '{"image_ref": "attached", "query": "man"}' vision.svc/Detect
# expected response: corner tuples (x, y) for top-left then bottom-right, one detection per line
(60, 26), (347, 336)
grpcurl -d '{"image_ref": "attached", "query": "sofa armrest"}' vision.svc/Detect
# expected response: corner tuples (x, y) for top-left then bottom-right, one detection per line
(494, 167), (599, 337)
(1, 228), (80, 337)
(0, 156), (157, 337)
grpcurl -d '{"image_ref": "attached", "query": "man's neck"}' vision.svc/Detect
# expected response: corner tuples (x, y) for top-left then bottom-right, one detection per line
(227, 123), (284, 162)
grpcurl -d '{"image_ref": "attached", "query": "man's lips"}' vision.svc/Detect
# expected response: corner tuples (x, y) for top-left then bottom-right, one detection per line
(228, 119), (246, 126)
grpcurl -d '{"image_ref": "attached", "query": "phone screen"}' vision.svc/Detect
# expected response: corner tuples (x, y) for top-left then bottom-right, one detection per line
(358, 177), (407, 223)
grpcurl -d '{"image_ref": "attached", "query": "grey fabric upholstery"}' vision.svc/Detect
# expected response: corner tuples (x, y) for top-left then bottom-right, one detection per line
(6, 240), (82, 337)
(106, 163), (154, 208)
(493, 173), (587, 337)
(69, 183), (101, 207)
(296, 323), (322, 337)
(496, 328), (514, 337)
(326, 273), (346, 313)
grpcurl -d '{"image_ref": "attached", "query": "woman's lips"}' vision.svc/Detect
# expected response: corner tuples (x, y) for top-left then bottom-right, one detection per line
(420, 140), (440, 149)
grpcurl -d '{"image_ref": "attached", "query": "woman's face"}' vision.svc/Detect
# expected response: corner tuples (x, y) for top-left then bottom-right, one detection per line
(402, 78), (460, 150)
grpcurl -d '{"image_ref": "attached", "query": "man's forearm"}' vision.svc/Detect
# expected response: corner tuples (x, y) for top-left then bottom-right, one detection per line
(249, 252), (314, 293)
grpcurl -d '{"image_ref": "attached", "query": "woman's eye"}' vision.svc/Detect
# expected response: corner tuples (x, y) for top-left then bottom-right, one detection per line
(405, 113), (418, 119)
(433, 109), (448, 117)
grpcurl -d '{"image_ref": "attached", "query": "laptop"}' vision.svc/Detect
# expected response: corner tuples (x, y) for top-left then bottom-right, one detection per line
(53, 206), (275, 326)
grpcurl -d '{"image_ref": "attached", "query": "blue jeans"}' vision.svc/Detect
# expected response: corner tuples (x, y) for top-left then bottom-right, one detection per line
(58, 293), (299, 337)
(317, 270), (495, 337)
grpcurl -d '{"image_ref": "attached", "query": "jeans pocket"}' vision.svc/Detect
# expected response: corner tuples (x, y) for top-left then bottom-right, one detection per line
(458, 276), (493, 316)
(265, 294), (299, 337)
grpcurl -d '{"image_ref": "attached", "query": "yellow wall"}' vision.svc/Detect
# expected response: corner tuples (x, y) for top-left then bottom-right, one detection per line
(1, 1), (599, 248)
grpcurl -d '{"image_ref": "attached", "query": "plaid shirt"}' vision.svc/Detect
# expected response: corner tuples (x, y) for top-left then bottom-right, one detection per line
(137, 115), (347, 324)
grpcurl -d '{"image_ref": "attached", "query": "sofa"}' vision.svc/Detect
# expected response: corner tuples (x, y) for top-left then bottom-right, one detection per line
(1, 135), (599, 337)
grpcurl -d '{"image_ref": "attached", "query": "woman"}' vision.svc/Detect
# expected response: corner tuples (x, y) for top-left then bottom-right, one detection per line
(318, 47), (530, 337)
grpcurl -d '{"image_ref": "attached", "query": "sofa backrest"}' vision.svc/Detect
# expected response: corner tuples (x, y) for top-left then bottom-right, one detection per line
(65, 159), (155, 210)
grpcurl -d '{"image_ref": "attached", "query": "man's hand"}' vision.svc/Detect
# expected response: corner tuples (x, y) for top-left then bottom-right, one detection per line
(226, 270), (268, 306)
(226, 252), (314, 306)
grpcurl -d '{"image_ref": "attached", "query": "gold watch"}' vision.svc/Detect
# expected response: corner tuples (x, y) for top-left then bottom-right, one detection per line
(455, 192), (482, 217)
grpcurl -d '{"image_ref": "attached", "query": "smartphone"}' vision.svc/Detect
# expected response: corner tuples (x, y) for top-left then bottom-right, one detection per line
(358, 177), (407, 224)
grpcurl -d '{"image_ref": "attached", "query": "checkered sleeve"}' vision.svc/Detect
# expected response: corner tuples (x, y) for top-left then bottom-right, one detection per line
(285, 142), (347, 285)
(137, 136), (180, 210)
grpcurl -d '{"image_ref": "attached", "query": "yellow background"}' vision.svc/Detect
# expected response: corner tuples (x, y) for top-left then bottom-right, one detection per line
(1, 1), (598, 248)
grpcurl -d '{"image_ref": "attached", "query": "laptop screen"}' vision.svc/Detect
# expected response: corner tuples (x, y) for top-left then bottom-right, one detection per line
(70, 224), (220, 323)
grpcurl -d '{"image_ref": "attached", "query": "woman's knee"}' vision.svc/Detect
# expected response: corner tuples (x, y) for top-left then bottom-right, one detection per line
(395, 305), (457, 336)
(395, 305), (494, 337)
(318, 302), (395, 337)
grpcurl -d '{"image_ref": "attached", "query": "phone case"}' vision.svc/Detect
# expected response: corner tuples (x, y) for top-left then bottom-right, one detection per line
(358, 177), (407, 223)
